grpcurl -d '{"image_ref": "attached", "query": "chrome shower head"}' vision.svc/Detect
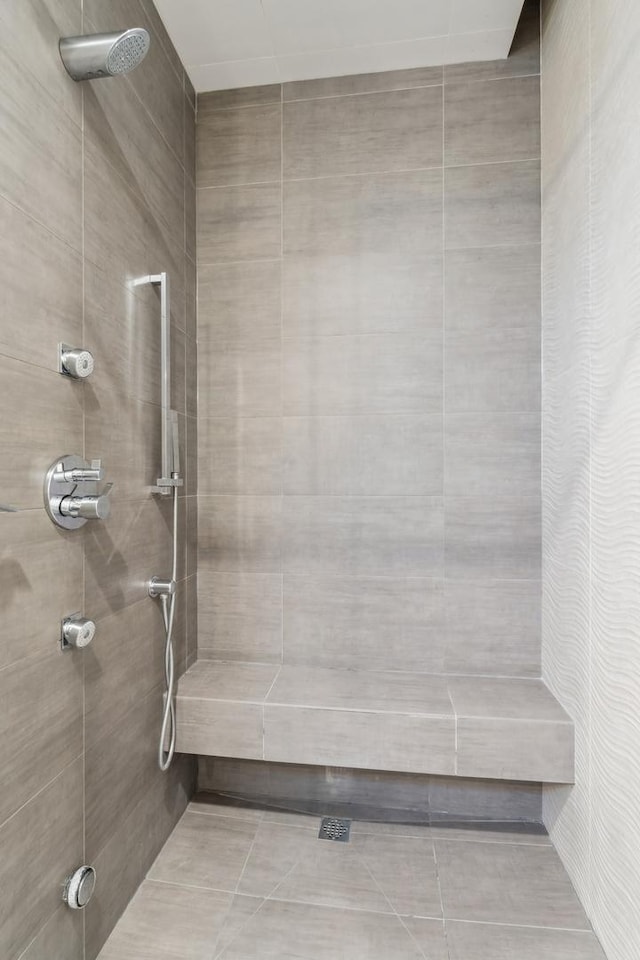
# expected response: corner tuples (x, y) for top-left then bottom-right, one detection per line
(59, 28), (150, 81)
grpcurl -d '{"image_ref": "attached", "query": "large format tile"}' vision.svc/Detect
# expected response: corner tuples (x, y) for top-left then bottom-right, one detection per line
(85, 690), (163, 859)
(436, 839), (590, 929)
(456, 716), (574, 783)
(445, 160), (541, 248)
(85, 266), (162, 408)
(98, 881), (249, 960)
(0, 355), (83, 510)
(0, 48), (82, 251)
(282, 252), (442, 338)
(445, 244), (541, 335)
(239, 822), (390, 912)
(0, 195), (82, 371)
(283, 496), (444, 577)
(0, 508), (83, 672)
(283, 575), (445, 672)
(444, 579), (540, 677)
(353, 833), (442, 917)
(179, 660), (279, 702)
(198, 496), (282, 574)
(268, 665), (452, 716)
(264, 704), (455, 775)
(85, 390), (162, 502)
(445, 413), (540, 495)
(84, 598), (166, 749)
(449, 677), (571, 722)
(176, 698), (264, 759)
(446, 920), (606, 959)
(198, 571), (283, 662)
(199, 86), (281, 114)
(445, 496), (541, 579)
(283, 65), (443, 100)
(401, 919), (449, 960)
(283, 414), (442, 495)
(284, 169), (442, 257)
(284, 86), (442, 179)
(86, 760), (193, 960)
(20, 903), (83, 960)
(198, 339), (281, 419)
(0, 759), (83, 960)
(148, 811), (258, 891)
(197, 183), (281, 263)
(198, 260), (281, 343)
(0, 0), (82, 124)
(84, 142), (149, 288)
(216, 897), (427, 960)
(84, 498), (174, 620)
(85, 0), (185, 164)
(0, 648), (83, 827)
(445, 324), (540, 413)
(199, 417), (282, 495)
(451, 677), (574, 783)
(445, 75), (540, 166)
(198, 103), (281, 187)
(283, 333), (442, 416)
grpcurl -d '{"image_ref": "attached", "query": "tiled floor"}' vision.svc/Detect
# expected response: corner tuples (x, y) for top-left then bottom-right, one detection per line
(98, 796), (606, 960)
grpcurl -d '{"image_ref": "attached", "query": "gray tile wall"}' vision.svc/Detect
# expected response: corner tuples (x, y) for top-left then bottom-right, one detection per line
(0, 2), (196, 958)
(196, 6), (541, 677)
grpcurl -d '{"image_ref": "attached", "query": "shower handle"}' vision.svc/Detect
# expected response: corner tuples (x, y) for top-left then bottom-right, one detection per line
(59, 483), (113, 521)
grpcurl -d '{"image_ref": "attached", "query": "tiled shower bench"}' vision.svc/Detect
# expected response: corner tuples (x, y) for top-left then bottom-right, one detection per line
(175, 662), (574, 783)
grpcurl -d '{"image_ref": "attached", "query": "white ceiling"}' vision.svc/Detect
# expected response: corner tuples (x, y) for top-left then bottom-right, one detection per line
(154, 0), (526, 93)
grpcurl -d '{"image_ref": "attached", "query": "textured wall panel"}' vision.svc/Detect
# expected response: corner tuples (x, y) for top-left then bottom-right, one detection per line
(542, 0), (640, 956)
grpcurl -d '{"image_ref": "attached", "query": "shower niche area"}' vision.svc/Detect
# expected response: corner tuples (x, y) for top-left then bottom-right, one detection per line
(182, 0), (572, 814)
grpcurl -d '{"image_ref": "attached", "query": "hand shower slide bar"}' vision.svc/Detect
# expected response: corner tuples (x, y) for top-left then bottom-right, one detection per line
(133, 272), (183, 495)
(133, 270), (182, 772)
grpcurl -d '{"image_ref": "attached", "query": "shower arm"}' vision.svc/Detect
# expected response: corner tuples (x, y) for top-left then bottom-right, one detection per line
(133, 272), (183, 495)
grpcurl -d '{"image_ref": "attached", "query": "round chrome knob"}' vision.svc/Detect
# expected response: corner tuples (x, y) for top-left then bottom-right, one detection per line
(63, 865), (96, 909)
(62, 616), (96, 649)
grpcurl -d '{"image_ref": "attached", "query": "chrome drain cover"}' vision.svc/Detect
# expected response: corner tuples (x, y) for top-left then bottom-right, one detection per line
(319, 817), (351, 842)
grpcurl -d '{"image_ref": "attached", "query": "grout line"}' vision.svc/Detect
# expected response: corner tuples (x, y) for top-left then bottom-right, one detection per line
(0, 753), (83, 835)
(195, 239), (540, 271)
(355, 842), (442, 960)
(432, 841), (452, 960)
(195, 157), (540, 192)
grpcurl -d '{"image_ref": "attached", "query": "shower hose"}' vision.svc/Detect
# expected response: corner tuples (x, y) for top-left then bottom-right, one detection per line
(158, 483), (179, 771)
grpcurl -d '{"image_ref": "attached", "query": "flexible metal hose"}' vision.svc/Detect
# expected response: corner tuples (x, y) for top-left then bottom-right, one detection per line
(158, 483), (179, 771)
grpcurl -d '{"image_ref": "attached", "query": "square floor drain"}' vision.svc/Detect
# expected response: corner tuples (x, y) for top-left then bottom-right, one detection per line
(319, 817), (351, 842)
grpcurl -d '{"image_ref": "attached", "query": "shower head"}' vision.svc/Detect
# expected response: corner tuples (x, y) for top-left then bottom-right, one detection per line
(59, 28), (150, 82)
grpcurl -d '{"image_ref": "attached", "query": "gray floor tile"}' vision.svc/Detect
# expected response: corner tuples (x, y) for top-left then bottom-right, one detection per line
(239, 821), (391, 913)
(401, 918), (450, 960)
(216, 899), (426, 959)
(148, 812), (258, 892)
(98, 881), (259, 960)
(435, 839), (591, 928)
(352, 833), (443, 917)
(446, 920), (607, 959)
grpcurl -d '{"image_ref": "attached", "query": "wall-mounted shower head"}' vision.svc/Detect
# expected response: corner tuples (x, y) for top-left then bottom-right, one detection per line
(59, 28), (150, 82)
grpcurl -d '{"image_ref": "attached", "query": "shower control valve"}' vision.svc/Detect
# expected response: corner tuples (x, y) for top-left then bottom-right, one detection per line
(54, 459), (105, 484)
(59, 483), (113, 521)
(44, 455), (114, 530)
(61, 614), (96, 651)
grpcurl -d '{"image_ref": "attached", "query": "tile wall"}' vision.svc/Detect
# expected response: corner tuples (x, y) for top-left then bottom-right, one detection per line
(196, 2), (542, 680)
(0, 1), (196, 957)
